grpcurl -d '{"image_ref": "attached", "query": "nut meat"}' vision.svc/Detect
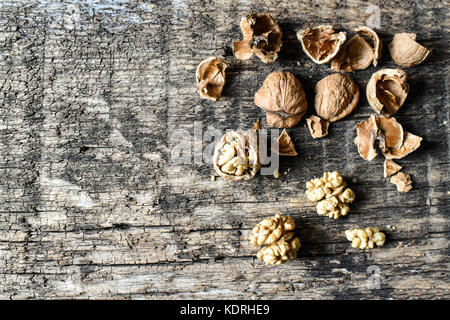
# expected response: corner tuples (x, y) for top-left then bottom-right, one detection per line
(297, 25), (346, 64)
(389, 33), (431, 68)
(331, 26), (382, 72)
(233, 13), (283, 64)
(345, 228), (386, 249)
(213, 130), (261, 181)
(254, 71), (308, 128)
(315, 73), (360, 123)
(196, 57), (228, 101)
(306, 171), (355, 219)
(366, 68), (409, 116)
(251, 213), (301, 265)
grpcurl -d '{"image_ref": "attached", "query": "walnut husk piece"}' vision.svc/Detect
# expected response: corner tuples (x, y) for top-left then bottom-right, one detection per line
(366, 68), (409, 116)
(233, 13), (283, 64)
(251, 213), (301, 265)
(306, 115), (329, 139)
(254, 71), (308, 128)
(389, 33), (431, 68)
(315, 73), (360, 122)
(345, 228), (386, 249)
(331, 26), (382, 72)
(272, 129), (297, 156)
(213, 129), (261, 181)
(196, 57), (228, 101)
(354, 115), (422, 161)
(390, 172), (413, 192)
(297, 25), (346, 64)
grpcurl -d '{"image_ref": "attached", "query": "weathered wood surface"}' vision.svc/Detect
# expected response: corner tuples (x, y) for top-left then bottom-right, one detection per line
(0, 0), (448, 299)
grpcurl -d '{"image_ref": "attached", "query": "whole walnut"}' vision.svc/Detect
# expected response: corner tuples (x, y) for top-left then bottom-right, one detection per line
(254, 71), (308, 128)
(233, 13), (283, 64)
(213, 129), (261, 181)
(315, 73), (360, 123)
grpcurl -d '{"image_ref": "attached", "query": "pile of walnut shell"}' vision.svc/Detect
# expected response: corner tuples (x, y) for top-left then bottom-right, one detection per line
(194, 13), (431, 265)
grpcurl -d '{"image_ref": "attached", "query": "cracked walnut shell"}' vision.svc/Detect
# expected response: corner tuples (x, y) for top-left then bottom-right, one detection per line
(272, 129), (297, 156)
(389, 33), (431, 68)
(384, 159), (402, 178)
(297, 25), (346, 64)
(331, 26), (382, 72)
(306, 115), (329, 139)
(213, 129), (261, 181)
(196, 57), (228, 101)
(345, 228), (386, 249)
(366, 68), (409, 116)
(233, 13), (282, 64)
(390, 172), (413, 192)
(254, 71), (308, 128)
(315, 73), (360, 123)
(306, 171), (355, 219)
(251, 213), (300, 265)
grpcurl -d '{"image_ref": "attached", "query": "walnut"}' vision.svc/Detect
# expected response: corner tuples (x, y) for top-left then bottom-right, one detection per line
(384, 159), (402, 178)
(331, 26), (382, 72)
(272, 129), (297, 156)
(354, 115), (422, 161)
(296, 25), (346, 64)
(306, 115), (329, 139)
(213, 129), (261, 181)
(315, 73), (360, 123)
(345, 228), (386, 249)
(305, 171), (355, 219)
(390, 172), (413, 192)
(256, 237), (301, 266)
(251, 213), (300, 265)
(233, 13), (282, 64)
(366, 68), (409, 116)
(254, 71), (308, 128)
(196, 57), (228, 101)
(389, 33), (431, 68)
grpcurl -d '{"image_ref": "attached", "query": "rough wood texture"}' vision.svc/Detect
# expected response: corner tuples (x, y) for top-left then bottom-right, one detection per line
(0, 0), (448, 299)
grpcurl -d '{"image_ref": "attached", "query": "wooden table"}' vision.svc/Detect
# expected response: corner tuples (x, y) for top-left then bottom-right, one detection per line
(0, 0), (448, 299)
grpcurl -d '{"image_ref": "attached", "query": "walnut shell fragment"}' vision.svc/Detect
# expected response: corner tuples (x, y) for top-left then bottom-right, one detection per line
(384, 159), (402, 178)
(366, 68), (409, 116)
(297, 25), (346, 64)
(233, 13), (283, 64)
(315, 73), (360, 122)
(390, 172), (413, 192)
(389, 33), (431, 68)
(331, 26), (382, 72)
(213, 129), (261, 181)
(196, 57), (228, 101)
(354, 115), (422, 161)
(254, 71), (308, 128)
(272, 129), (297, 156)
(306, 115), (329, 139)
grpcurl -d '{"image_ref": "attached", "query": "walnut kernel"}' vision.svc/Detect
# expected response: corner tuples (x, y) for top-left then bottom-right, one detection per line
(345, 228), (386, 249)
(196, 57), (228, 101)
(389, 33), (431, 68)
(233, 13), (283, 64)
(256, 237), (301, 266)
(297, 25), (346, 64)
(366, 68), (409, 116)
(315, 73), (360, 123)
(254, 71), (308, 128)
(213, 130), (261, 181)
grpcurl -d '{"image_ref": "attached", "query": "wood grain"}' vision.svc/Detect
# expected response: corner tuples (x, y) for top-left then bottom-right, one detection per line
(0, 0), (448, 299)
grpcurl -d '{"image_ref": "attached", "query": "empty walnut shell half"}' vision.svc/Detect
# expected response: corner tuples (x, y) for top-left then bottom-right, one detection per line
(331, 26), (382, 72)
(233, 13), (283, 64)
(315, 73), (360, 122)
(366, 68), (409, 116)
(306, 115), (329, 139)
(354, 115), (422, 161)
(196, 57), (228, 101)
(213, 130), (261, 181)
(389, 33), (431, 68)
(272, 129), (297, 156)
(254, 71), (308, 128)
(297, 25), (346, 64)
